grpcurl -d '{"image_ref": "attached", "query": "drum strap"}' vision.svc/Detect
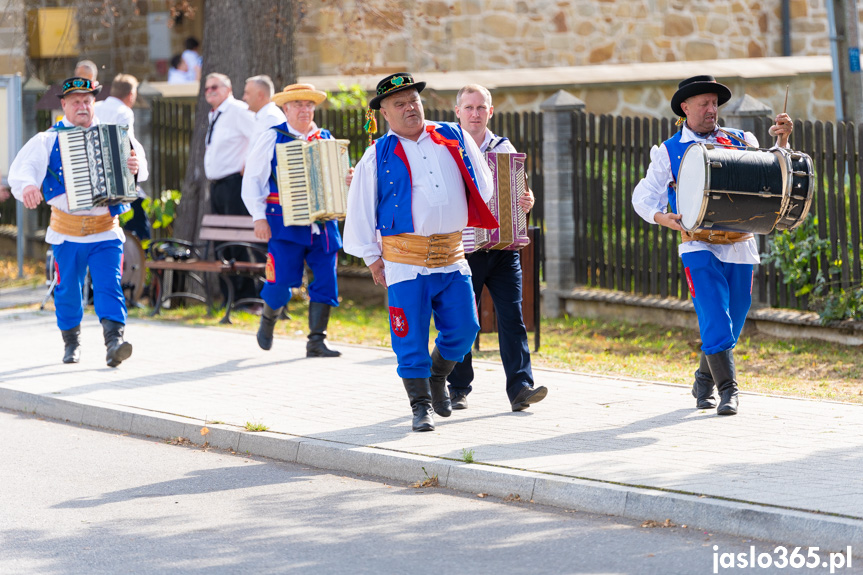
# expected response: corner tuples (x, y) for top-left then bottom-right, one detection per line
(717, 128), (750, 147)
(681, 229), (753, 245)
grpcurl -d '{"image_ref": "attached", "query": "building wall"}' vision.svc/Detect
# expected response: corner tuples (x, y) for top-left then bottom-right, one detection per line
(0, 0), (27, 75)
(295, 0), (842, 76)
(0, 0), (203, 83)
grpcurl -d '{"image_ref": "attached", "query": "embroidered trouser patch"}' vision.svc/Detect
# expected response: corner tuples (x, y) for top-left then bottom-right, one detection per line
(387, 271), (479, 379)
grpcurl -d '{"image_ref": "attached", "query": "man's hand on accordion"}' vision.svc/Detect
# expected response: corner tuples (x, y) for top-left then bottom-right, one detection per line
(254, 219), (272, 241)
(519, 187), (535, 213)
(127, 149), (139, 176)
(22, 185), (43, 209)
(369, 258), (387, 288)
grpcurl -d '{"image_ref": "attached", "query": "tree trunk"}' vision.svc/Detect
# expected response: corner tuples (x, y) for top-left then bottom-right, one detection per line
(173, 0), (295, 242)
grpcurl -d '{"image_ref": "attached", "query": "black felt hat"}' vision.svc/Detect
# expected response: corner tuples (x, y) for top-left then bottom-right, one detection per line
(369, 72), (426, 110)
(58, 77), (102, 98)
(670, 75), (731, 117)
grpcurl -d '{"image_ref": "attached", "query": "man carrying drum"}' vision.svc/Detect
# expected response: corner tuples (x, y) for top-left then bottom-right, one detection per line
(631, 75), (793, 416)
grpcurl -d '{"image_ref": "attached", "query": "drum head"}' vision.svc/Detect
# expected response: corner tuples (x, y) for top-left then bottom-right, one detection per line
(677, 144), (708, 231)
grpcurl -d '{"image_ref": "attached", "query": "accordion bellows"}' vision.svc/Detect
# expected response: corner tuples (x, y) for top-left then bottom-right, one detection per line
(463, 152), (530, 252)
(59, 125), (138, 212)
(275, 139), (351, 226)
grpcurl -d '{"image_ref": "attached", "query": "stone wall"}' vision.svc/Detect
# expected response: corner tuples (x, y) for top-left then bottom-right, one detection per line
(295, 0), (846, 76)
(0, 0), (203, 83)
(0, 0), (27, 75)
(303, 56), (836, 121)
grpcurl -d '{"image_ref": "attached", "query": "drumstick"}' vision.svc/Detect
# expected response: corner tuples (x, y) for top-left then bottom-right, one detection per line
(775, 85), (790, 147)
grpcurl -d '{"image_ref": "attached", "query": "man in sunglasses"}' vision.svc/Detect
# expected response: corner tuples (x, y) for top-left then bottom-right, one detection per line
(203, 73), (258, 312)
(8, 77), (148, 367)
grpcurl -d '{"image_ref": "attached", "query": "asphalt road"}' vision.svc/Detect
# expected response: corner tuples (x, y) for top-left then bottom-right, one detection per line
(1, 409), (858, 575)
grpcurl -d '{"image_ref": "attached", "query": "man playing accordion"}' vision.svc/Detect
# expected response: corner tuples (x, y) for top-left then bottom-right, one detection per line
(241, 83), (349, 358)
(8, 77), (148, 367)
(447, 84), (548, 413)
(632, 75), (793, 416)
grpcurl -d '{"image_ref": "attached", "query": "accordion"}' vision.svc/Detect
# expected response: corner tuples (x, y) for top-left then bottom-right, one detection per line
(275, 138), (351, 226)
(58, 125), (138, 212)
(463, 152), (530, 252)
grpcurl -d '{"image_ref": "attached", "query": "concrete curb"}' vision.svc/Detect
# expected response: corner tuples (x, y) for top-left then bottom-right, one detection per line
(4, 386), (861, 553)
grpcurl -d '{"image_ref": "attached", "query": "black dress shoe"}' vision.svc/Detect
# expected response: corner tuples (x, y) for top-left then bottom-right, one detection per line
(451, 392), (468, 410)
(511, 385), (548, 412)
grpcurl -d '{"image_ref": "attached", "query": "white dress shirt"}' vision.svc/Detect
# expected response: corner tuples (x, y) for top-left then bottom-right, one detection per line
(9, 117), (149, 245)
(631, 124), (761, 265)
(252, 102), (287, 141)
(479, 128), (517, 154)
(181, 49), (201, 82)
(241, 121), (326, 233)
(167, 67), (189, 84)
(204, 96), (255, 181)
(94, 96), (136, 141)
(343, 121), (493, 286)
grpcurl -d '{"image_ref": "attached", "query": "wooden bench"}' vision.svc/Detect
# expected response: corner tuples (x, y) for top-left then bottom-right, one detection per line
(146, 214), (266, 324)
(476, 226), (541, 352)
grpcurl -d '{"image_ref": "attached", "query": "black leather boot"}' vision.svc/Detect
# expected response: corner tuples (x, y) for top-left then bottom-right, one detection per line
(402, 377), (435, 432)
(705, 349), (739, 416)
(61, 325), (81, 364)
(429, 347), (454, 417)
(691, 352), (717, 409)
(102, 319), (133, 368)
(306, 302), (341, 358)
(257, 303), (283, 351)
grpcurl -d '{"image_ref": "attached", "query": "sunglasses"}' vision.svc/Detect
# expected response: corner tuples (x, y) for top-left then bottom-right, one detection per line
(204, 85), (223, 92)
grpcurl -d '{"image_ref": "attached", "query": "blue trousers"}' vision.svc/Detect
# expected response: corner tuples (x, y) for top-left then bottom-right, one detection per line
(261, 234), (339, 309)
(388, 271), (480, 379)
(681, 250), (753, 355)
(447, 250), (534, 402)
(53, 239), (126, 331)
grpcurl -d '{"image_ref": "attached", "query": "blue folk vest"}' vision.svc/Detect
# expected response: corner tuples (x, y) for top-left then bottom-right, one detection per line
(373, 122), (493, 236)
(43, 122), (130, 216)
(264, 123), (342, 252)
(663, 127), (747, 214)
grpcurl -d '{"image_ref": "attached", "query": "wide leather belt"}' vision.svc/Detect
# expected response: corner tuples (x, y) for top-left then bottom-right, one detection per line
(681, 229), (753, 245)
(381, 231), (465, 268)
(50, 207), (119, 237)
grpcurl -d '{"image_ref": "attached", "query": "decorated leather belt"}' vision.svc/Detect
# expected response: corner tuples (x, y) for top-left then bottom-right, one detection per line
(381, 231), (465, 268)
(50, 207), (119, 237)
(682, 229), (753, 245)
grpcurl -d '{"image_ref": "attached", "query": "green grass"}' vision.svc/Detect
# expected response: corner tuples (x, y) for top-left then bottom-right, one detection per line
(461, 448), (475, 463)
(0, 257), (43, 288)
(244, 421), (269, 432)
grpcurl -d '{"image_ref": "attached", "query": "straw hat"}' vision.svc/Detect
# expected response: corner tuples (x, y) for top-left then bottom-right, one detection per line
(272, 83), (327, 107)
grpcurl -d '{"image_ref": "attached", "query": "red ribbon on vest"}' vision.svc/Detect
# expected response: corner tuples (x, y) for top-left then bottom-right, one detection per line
(425, 125), (498, 229)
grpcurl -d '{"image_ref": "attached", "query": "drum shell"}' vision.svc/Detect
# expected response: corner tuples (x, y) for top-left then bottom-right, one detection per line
(774, 150), (815, 232)
(677, 144), (788, 235)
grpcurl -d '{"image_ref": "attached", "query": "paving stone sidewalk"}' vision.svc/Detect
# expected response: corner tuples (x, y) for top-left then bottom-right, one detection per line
(2, 309), (862, 550)
(0, 284), (46, 309)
